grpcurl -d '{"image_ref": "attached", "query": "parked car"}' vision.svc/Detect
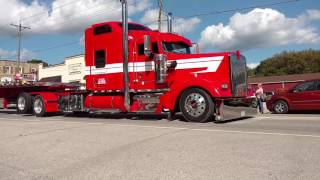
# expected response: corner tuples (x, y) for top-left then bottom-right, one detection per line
(267, 80), (320, 114)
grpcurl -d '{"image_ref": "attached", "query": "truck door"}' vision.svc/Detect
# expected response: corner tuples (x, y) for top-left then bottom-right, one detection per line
(132, 38), (158, 90)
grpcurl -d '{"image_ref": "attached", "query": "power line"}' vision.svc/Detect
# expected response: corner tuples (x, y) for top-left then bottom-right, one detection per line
(22, 1), (136, 31)
(20, 0), (86, 22)
(5, 40), (81, 60)
(0, 36), (18, 46)
(178, 0), (301, 19)
(21, 0), (139, 24)
(32, 40), (80, 53)
(2, 2), (129, 60)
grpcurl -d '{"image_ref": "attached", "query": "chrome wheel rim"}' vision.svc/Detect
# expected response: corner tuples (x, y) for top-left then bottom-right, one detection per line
(184, 93), (206, 117)
(17, 96), (26, 111)
(34, 98), (43, 114)
(275, 103), (284, 113)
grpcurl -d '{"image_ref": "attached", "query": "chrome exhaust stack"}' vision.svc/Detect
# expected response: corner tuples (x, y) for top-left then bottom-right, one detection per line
(120, 0), (130, 112)
(167, 12), (173, 33)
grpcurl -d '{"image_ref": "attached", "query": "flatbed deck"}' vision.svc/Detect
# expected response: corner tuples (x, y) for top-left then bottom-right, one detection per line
(0, 82), (83, 108)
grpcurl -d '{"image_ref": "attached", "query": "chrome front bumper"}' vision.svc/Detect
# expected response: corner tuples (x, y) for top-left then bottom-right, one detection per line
(215, 99), (257, 121)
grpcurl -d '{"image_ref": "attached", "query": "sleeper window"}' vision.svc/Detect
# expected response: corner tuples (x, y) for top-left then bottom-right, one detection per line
(95, 50), (106, 68)
(94, 25), (112, 35)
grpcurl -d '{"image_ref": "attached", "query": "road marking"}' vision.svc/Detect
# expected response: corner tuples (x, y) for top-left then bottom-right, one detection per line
(1, 117), (320, 139)
(259, 115), (320, 121)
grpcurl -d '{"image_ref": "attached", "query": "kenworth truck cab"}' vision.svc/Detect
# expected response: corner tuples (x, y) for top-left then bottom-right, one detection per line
(82, 21), (248, 122)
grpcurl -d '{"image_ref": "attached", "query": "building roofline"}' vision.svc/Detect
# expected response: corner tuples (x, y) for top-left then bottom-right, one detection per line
(0, 60), (42, 64)
(65, 54), (84, 60)
(42, 62), (65, 69)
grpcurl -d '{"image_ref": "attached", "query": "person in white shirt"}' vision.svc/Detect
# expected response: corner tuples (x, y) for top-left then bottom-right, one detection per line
(255, 83), (264, 114)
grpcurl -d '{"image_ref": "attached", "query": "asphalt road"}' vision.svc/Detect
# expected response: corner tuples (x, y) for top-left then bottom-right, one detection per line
(0, 110), (320, 180)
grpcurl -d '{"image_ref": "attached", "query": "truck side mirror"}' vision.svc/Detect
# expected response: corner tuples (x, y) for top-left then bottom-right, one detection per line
(144, 35), (151, 57)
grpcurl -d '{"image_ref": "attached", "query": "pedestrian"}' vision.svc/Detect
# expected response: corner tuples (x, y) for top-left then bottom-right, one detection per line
(255, 83), (264, 114)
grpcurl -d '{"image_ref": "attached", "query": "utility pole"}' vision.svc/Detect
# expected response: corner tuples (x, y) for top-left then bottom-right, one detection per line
(158, 0), (163, 31)
(10, 22), (31, 75)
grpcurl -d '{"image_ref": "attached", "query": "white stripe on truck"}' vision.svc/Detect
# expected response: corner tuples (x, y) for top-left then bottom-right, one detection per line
(85, 56), (224, 75)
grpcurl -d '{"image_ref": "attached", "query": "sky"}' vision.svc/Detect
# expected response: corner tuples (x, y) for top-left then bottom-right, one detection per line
(0, 0), (319, 68)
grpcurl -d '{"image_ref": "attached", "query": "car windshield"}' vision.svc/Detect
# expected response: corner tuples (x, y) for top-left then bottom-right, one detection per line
(162, 42), (191, 54)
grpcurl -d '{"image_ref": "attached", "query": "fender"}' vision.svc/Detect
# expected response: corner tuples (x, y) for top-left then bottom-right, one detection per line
(30, 92), (60, 113)
(159, 78), (222, 112)
(267, 96), (290, 111)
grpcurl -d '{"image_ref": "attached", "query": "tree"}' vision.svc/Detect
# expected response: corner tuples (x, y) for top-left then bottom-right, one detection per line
(251, 49), (320, 77)
(27, 59), (49, 67)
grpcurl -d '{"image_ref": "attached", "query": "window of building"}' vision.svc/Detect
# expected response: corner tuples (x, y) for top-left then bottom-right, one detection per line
(15, 67), (23, 74)
(31, 68), (37, 73)
(94, 25), (112, 35)
(95, 50), (106, 68)
(4, 66), (11, 74)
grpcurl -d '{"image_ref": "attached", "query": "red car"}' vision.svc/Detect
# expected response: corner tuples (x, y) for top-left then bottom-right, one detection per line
(267, 80), (320, 114)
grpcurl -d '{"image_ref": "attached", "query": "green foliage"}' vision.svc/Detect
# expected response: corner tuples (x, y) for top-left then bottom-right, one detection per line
(27, 59), (49, 67)
(251, 49), (320, 77)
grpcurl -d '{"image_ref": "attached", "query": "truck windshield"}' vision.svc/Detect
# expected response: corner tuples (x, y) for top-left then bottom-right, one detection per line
(162, 42), (191, 54)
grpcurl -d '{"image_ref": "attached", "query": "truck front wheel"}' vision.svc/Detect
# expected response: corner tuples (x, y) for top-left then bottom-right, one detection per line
(33, 96), (46, 117)
(179, 88), (215, 123)
(17, 93), (33, 114)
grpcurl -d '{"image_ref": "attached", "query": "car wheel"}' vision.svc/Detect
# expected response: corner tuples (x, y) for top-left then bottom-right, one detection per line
(273, 100), (288, 114)
(33, 95), (46, 117)
(17, 93), (33, 114)
(179, 88), (215, 123)
(251, 99), (258, 108)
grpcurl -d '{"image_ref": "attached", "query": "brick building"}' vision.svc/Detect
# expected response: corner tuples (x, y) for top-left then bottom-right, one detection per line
(0, 60), (41, 82)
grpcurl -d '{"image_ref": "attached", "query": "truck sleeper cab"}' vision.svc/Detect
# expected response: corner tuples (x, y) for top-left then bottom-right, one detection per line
(9, 21), (248, 123)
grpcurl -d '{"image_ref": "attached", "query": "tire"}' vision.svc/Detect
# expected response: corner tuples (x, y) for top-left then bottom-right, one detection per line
(251, 99), (258, 108)
(179, 88), (215, 123)
(33, 95), (46, 117)
(273, 100), (288, 114)
(16, 93), (33, 114)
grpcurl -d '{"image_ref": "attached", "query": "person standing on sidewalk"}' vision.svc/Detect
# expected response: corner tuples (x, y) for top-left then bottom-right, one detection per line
(255, 83), (264, 114)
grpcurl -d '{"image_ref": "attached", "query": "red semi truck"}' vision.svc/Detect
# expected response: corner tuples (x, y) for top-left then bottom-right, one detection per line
(0, 2), (249, 122)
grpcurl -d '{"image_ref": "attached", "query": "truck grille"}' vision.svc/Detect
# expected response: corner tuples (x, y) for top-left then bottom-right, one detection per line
(230, 54), (247, 97)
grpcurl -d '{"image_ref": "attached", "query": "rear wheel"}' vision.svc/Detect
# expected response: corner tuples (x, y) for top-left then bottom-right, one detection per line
(17, 93), (33, 114)
(273, 100), (288, 114)
(251, 98), (258, 108)
(179, 88), (215, 123)
(33, 96), (46, 117)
